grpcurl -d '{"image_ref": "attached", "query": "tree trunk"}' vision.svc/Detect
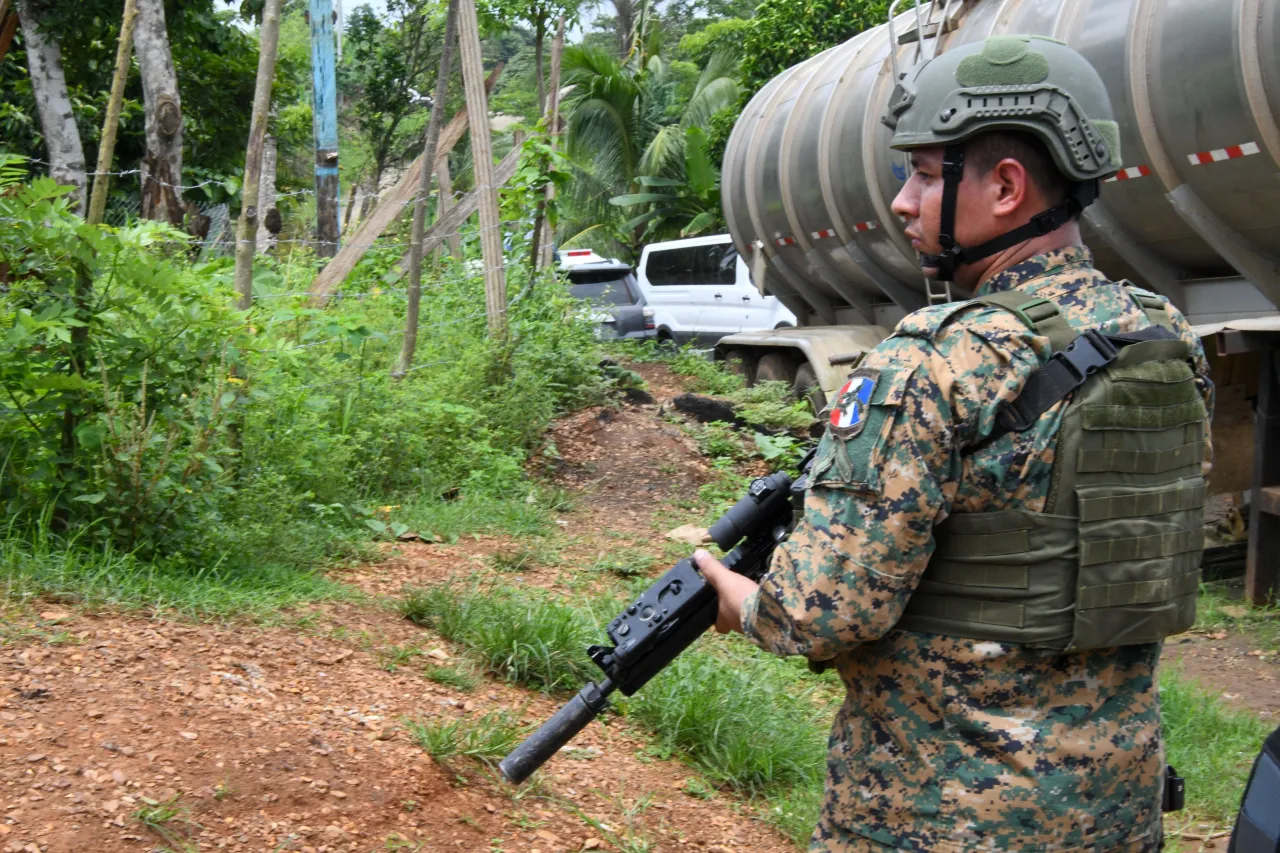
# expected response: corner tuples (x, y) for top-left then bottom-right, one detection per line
(394, 0), (458, 378)
(613, 0), (634, 58)
(534, 13), (545, 117)
(135, 0), (184, 228)
(533, 16), (564, 272)
(255, 135), (278, 253)
(234, 0), (285, 310)
(15, 0), (86, 212)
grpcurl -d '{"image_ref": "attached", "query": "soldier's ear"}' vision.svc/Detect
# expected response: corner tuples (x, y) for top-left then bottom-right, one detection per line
(989, 157), (1032, 218)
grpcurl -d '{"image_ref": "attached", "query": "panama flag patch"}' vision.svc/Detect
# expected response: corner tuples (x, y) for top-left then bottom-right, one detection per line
(829, 369), (878, 439)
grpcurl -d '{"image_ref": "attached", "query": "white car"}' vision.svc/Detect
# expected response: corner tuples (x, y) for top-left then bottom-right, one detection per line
(633, 234), (796, 346)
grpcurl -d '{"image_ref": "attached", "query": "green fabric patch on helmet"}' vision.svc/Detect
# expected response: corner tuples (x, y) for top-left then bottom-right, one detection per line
(1094, 119), (1122, 167)
(955, 36), (1051, 88)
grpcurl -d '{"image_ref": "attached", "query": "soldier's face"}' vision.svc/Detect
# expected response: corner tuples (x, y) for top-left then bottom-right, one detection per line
(891, 146), (990, 289)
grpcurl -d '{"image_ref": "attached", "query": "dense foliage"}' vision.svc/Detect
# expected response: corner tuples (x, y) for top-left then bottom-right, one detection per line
(1, 0), (310, 206)
(0, 161), (606, 575)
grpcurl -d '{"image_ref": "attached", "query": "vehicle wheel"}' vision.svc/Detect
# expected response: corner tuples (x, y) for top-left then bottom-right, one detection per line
(793, 363), (827, 416)
(722, 348), (756, 385)
(755, 352), (796, 386)
(656, 329), (677, 352)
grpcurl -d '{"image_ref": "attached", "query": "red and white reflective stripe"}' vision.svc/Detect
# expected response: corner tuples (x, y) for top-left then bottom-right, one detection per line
(1187, 141), (1261, 165)
(810, 228), (837, 240)
(850, 220), (879, 233)
(775, 236), (797, 247)
(1104, 165), (1152, 182)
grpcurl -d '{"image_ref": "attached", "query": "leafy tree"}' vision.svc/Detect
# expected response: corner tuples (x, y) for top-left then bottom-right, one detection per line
(739, 0), (887, 94)
(1, 0), (308, 207)
(339, 1), (447, 196)
(478, 0), (583, 116)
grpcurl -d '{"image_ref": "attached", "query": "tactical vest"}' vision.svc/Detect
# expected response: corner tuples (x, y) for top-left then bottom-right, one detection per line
(896, 287), (1207, 653)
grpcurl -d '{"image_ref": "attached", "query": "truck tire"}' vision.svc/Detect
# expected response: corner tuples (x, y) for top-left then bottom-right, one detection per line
(723, 348), (756, 384)
(755, 353), (796, 386)
(793, 363), (826, 415)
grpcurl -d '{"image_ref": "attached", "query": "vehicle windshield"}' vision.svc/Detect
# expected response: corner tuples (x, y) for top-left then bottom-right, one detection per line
(566, 270), (636, 305)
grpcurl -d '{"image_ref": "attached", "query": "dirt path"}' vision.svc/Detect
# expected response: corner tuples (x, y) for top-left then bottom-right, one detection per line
(1163, 633), (1280, 721)
(0, 364), (796, 853)
(6, 360), (1280, 853)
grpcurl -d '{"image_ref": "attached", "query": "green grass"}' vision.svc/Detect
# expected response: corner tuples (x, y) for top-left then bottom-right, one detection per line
(588, 548), (657, 578)
(0, 531), (347, 620)
(406, 709), (527, 762)
(619, 642), (828, 792)
(1162, 667), (1273, 831)
(397, 492), (561, 545)
(1194, 582), (1280, 653)
(376, 644), (423, 672)
(399, 585), (597, 692)
(425, 664), (480, 692)
(727, 381), (815, 431)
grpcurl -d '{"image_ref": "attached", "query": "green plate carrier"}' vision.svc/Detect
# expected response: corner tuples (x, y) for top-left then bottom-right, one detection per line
(897, 288), (1207, 653)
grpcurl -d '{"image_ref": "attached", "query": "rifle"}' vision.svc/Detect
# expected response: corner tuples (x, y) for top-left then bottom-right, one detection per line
(498, 456), (811, 784)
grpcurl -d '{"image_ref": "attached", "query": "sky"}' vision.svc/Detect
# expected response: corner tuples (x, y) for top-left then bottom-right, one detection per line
(217, 0), (597, 39)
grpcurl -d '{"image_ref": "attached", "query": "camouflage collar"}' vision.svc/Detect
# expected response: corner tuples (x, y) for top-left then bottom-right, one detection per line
(975, 246), (1095, 297)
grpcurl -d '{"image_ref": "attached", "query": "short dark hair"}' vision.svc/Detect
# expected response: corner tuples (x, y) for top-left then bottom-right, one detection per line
(965, 131), (1075, 214)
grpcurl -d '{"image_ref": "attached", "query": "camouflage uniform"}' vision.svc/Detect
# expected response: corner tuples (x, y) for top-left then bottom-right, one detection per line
(741, 247), (1215, 852)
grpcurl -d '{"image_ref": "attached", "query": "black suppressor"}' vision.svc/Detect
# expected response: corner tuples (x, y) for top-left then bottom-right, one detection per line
(498, 467), (805, 784)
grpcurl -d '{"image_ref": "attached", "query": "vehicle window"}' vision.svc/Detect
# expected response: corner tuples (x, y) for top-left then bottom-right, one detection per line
(567, 271), (637, 305)
(644, 246), (698, 286)
(693, 242), (737, 285)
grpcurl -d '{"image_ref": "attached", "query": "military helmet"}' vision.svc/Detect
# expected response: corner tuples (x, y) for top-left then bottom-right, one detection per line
(883, 35), (1122, 182)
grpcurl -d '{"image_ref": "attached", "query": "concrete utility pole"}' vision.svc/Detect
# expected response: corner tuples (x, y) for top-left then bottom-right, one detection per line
(457, 0), (506, 337)
(234, 0), (284, 310)
(310, 0), (340, 256)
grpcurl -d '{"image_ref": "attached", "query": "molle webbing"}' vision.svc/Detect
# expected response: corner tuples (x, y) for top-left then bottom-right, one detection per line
(898, 289), (1206, 652)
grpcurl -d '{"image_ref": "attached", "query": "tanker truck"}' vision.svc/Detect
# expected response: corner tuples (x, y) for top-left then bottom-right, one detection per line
(718, 0), (1280, 600)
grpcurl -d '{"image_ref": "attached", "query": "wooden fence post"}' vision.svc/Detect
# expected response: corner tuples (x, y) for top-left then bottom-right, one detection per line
(233, 0), (284, 311)
(456, 0), (506, 337)
(394, 0), (458, 378)
(86, 0), (140, 226)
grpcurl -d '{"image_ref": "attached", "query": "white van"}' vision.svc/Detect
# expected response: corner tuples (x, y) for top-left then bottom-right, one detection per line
(634, 234), (796, 346)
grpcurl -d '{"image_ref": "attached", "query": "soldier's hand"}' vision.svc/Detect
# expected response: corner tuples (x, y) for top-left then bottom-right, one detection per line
(693, 549), (757, 634)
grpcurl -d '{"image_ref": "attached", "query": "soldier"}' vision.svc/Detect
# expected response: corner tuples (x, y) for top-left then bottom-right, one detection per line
(695, 35), (1214, 852)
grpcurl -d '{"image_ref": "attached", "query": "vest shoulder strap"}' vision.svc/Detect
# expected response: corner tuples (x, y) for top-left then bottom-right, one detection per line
(1123, 283), (1175, 330)
(973, 291), (1077, 353)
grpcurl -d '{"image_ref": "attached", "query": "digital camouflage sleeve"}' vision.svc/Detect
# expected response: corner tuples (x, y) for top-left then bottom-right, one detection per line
(740, 248), (1214, 853)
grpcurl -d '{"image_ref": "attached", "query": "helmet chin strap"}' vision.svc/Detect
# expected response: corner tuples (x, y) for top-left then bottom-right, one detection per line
(919, 144), (1101, 282)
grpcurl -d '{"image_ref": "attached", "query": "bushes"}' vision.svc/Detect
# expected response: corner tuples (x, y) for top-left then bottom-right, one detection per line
(0, 169), (608, 589)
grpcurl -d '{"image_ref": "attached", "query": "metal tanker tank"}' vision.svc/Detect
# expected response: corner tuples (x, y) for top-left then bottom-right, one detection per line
(721, 0), (1280, 347)
(718, 0), (1280, 602)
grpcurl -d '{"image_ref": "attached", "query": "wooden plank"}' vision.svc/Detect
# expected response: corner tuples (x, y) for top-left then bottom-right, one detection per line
(385, 146), (521, 279)
(309, 63), (502, 304)
(456, 0), (506, 336)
